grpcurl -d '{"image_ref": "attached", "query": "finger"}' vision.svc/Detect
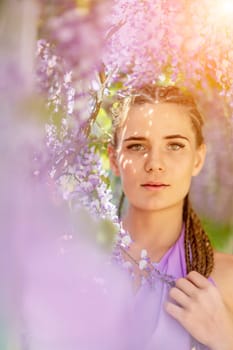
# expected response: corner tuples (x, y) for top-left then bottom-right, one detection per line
(165, 301), (185, 324)
(175, 277), (198, 297)
(169, 287), (190, 308)
(186, 271), (211, 289)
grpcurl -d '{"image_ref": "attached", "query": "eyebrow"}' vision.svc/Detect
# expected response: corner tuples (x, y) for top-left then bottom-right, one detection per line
(123, 137), (147, 142)
(164, 134), (190, 142)
(123, 134), (190, 142)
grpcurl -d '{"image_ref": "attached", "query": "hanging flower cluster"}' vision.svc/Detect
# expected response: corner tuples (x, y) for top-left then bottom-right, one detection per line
(36, 39), (76, 117)
(55, 143), (118, 221)
(38, 0), (110, 81)
(36, 0), (112, 125)
(104, 0), (233, 98)
(36, 39), (117, 223)
(103, 0), (182, 87)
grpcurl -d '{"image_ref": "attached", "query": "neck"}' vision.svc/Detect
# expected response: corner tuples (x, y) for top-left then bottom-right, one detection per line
(122, 202), (184, 262)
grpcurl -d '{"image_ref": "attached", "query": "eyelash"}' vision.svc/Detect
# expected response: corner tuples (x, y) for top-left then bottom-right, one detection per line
(126, 143), (185, 151)
(167, 143), (185, 151)
(126, 144), (146, 151)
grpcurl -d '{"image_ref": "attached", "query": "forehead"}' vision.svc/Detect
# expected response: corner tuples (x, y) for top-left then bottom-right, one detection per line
(120, 102), (194, 139)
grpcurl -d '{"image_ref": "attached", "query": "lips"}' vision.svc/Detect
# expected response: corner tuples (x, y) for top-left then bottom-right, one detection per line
(141, 182), (170, 187)
(141, 182), (170, 190)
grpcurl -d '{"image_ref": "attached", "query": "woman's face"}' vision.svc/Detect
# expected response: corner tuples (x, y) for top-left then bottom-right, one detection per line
(108, 102), (206, 212)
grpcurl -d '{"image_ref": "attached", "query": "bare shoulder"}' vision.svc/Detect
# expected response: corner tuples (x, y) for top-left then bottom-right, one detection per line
(211, 251), (233, 310)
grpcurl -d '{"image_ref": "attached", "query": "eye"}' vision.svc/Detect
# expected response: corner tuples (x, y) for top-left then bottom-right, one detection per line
(127, 143), (146, 151)
(167, 143), (185, 151)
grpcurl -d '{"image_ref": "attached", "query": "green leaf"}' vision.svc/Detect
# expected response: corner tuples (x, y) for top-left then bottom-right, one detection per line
(202, 217), (233, 252)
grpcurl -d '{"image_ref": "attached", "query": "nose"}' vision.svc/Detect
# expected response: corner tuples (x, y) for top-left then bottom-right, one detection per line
(144, 150), (165, 173)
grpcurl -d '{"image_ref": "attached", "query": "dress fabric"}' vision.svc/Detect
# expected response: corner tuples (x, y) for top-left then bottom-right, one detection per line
(116, 225), (212, 350)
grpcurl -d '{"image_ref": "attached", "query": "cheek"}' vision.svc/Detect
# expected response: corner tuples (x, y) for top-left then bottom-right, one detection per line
(174, 160), (196, 187)
(167, 152), (195, 171)
(118, 161), (141, 196)
(119, 163), (137, 181)
(118, 153), (141, 177)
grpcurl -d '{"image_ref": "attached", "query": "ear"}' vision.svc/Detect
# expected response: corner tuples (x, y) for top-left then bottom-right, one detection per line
(107, 144), (120, 176)
(192, 143), (207, 177)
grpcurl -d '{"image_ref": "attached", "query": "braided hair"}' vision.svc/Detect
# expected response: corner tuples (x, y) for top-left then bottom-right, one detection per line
(183, 195), (214, 277)
(111, 85), (214, 278)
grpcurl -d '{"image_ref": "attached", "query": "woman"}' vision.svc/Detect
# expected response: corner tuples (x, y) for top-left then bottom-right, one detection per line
(108, 85), (233, 349)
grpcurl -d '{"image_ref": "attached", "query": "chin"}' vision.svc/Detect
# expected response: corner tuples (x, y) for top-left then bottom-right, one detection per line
(132, 202), (167, 212)
(131, 199), (184, 212)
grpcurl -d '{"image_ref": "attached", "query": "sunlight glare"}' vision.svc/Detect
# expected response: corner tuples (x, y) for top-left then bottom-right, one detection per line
(210, 0), (233, 26)
(215, 0), (233, 17)
(221, 0), (233, 14)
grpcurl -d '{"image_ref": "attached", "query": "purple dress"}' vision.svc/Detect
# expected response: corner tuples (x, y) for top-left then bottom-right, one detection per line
(114, 224), (212, 350)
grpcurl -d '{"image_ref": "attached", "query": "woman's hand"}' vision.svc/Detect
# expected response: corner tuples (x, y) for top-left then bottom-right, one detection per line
(165, 271), (233, 350)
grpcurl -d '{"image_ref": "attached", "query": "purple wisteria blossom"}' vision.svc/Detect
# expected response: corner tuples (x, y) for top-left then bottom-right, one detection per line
(103, 0), (184, 87)
(103, 0), (233, 98)
(56, 144), (118, 221)
(36, 39), (78, 118)
(39, 0), (110, 80)
(36, 39), (117, 223)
